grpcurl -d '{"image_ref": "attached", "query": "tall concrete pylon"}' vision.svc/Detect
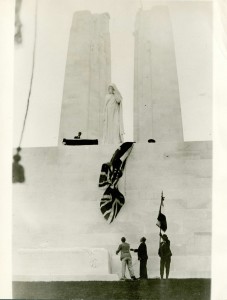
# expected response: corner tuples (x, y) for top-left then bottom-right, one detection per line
(134, 6), (184, 142)
(58, 11), (111, 144)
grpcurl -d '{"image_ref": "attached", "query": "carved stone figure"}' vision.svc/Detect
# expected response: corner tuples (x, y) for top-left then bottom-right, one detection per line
(103, 84), (124, 144)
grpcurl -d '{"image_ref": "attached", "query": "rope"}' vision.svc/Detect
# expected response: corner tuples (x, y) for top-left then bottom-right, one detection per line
(18, 0), (38, 147)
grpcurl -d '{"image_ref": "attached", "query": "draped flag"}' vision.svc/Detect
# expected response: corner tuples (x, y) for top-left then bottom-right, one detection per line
(156, 192), (167, 232)
(157, 212), (167, 232)
(99, 142), (134, 223)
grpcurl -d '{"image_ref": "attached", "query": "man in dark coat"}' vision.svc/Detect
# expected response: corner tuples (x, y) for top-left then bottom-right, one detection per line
(131, 237), (148, 279)
(158, 233), (172, 279)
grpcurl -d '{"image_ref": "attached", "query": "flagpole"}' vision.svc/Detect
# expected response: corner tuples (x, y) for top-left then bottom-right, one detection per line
(159, 191), (163, 246)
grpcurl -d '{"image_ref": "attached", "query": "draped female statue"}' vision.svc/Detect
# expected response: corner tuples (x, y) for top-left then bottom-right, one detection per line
(103, 84), (124, 144)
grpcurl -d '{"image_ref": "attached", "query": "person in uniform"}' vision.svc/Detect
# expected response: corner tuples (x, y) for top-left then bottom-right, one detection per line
(158, 233), (172, 279)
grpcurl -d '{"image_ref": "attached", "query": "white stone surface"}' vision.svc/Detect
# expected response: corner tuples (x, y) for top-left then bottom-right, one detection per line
(134, 6), (183, 142)
(14, 274), (119, 282)
(133, 4), (212, 143)
(13, 142), (212, 279)
(58, 11), (111, 144)
(13, 247), (119, 281)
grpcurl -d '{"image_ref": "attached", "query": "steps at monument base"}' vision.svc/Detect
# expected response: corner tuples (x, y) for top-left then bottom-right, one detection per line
(13, 247), (119, 281)
(13, 274), (119, 282)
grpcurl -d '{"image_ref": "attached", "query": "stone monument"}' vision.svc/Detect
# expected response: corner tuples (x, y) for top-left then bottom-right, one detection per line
(134, 6), (183, 142)
(13, 3), (212, 281)
(58, 11), (111, 144)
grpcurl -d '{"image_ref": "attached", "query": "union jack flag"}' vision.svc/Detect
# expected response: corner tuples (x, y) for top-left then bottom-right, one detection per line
(100, 187), (125, 223)
(99, 142), (134, 223)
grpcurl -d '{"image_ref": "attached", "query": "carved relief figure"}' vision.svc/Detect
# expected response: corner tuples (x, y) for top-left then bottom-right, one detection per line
(103, 84), (124, 144)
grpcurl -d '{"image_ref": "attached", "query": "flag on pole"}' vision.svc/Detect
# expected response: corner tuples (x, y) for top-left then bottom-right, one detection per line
(160, 192), (165, 206)
(156, 191), (167, 232)
(156, 212), (167, 232)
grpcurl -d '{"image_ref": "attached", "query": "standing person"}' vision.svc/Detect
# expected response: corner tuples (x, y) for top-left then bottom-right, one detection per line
(131, 237), (148, 279)
(103, 84), (124, 144)
(116, 237), (137, 281)
(158, 233), (172, 279)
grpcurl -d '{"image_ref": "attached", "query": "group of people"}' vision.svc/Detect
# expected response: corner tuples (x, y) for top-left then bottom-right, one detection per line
(116, 234), (172, 281)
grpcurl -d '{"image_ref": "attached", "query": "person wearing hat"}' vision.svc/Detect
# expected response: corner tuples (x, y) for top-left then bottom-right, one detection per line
(131, 237), (148, 279)
(116, 237), (137, 281)
(158, 233), (172, 279)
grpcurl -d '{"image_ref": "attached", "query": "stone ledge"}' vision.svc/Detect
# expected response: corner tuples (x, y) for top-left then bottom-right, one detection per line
(14, 247), (114, 280)
(13, 274), (119, 282)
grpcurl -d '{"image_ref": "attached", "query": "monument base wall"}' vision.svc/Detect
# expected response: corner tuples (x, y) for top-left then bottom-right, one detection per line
(13, 142), (212, 279)
(13, 247), (118, 281)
